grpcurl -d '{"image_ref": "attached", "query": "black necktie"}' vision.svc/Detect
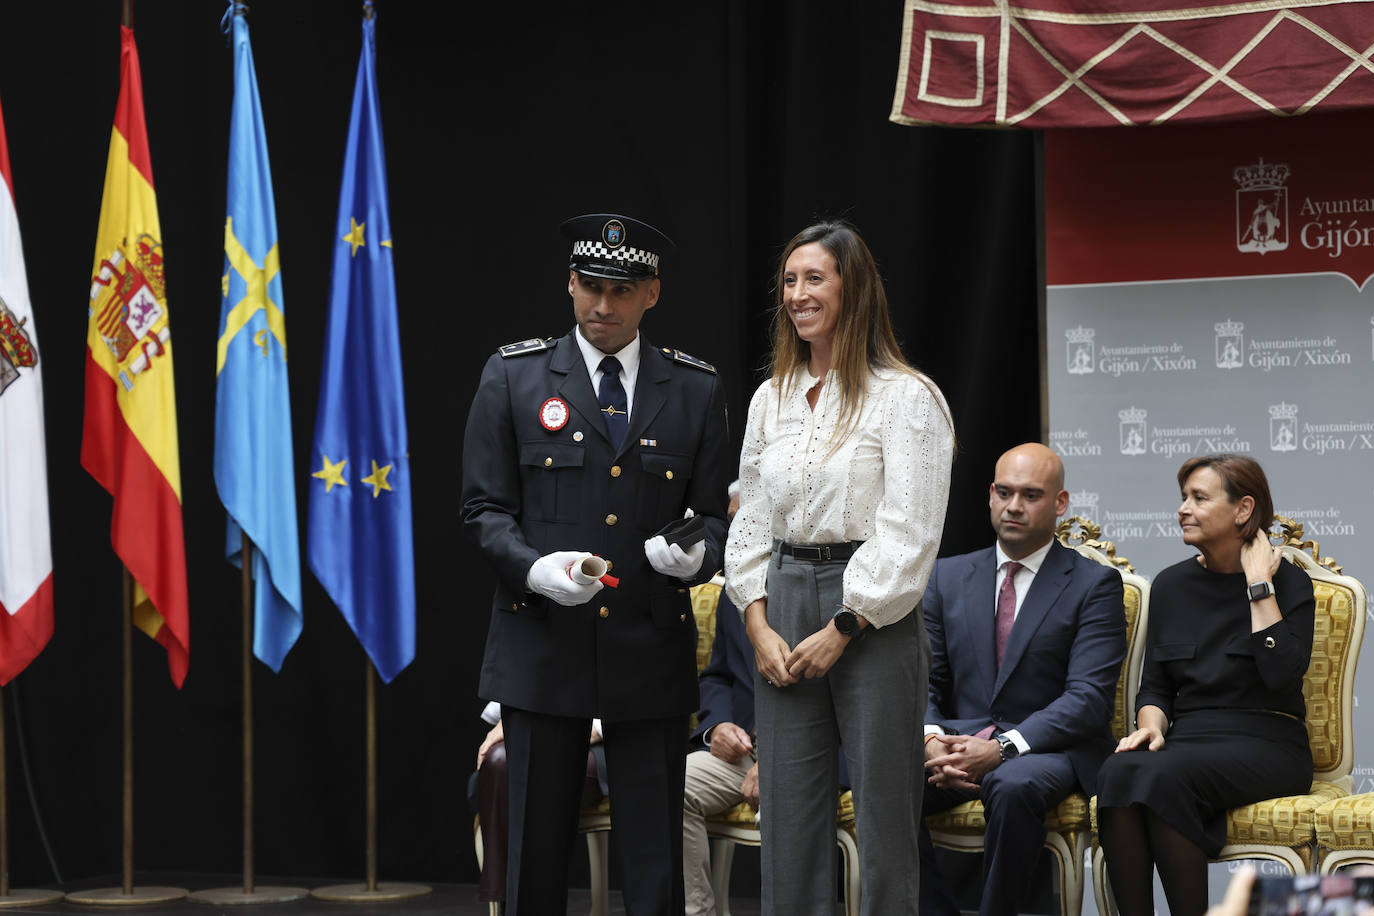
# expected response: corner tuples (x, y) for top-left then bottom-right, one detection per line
(597, 356), (628, 451)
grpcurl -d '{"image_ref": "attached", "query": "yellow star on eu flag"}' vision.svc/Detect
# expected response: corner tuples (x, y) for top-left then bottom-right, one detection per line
(312, 455), (348, 492)
(342, 217), (365, 257)
(361, 459), (394, 498)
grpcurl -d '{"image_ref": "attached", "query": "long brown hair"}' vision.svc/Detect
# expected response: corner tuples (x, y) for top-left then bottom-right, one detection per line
(768, 220), (950, 439)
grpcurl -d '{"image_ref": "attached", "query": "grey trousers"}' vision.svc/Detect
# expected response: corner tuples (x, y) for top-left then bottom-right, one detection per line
(754, 550), (928, 915)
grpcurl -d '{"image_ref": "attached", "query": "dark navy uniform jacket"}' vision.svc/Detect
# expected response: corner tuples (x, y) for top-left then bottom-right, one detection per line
(461, 330), (730, 722)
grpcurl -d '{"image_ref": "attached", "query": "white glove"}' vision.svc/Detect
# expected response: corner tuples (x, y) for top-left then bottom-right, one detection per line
(526, 551), (605, 606)
(644, 535), (706, 579)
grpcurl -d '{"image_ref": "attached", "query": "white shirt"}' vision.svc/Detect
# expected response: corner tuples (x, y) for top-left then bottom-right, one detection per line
(724, 366), (954, 628)
(574, 327), (640, 417)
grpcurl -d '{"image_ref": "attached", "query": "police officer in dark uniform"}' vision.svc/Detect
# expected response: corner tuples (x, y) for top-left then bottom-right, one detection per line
(461, 213), (730, 915)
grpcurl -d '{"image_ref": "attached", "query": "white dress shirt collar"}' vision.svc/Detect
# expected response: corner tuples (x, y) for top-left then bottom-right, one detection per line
(995, 537), (1054, 576)
(574, 327), (641, 416)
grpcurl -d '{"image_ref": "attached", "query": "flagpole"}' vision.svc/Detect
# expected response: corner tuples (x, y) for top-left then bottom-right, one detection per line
(67, 569), (185, 906)
(0, 687), (61, 908)
(310, 656), (428, 903)
(189, 538), (306, 905)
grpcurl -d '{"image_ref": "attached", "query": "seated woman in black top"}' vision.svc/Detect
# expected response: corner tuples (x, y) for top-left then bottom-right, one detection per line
(1096, 453), (1314, 916)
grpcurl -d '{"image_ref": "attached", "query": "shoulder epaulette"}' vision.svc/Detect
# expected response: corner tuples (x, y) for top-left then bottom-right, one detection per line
(499, 337), (554, 358)
(657, 346), (716, 374)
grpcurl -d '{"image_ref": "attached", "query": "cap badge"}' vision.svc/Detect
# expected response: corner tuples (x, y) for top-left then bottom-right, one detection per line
(603, 219), (626, 249)
(540, 397), (570, 431)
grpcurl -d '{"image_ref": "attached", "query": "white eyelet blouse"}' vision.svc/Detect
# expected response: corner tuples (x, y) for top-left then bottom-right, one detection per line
(724, 366), (954, 629)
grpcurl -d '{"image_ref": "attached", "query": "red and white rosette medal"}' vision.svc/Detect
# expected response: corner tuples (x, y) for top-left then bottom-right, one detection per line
(540, 397), (569, 431)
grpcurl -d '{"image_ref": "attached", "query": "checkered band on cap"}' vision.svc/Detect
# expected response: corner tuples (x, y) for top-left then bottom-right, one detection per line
(571, 240), (660, 272)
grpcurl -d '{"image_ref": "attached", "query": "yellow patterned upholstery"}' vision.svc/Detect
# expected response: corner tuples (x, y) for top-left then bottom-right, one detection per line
(1094, 520), (1368, 913)
(1316, 792), (1374, 873)
(691, 581), (722, 675)
(928, 517), (1148, 916)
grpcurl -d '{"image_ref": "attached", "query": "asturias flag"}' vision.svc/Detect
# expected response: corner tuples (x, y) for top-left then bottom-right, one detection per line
(214, 7), (302, 672)
(0, 93), (55, 683)
(82, 26), (190, 687)
(308, 5), (415, 684)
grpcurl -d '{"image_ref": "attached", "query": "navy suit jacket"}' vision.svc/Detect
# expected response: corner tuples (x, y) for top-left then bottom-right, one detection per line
(690, 592), (754, 748)
(924, 540), (1126, 794)
(461, 331), (731, 721)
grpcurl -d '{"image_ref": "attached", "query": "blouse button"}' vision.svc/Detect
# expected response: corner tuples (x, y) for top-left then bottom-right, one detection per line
(1264, 636), (1276, 649)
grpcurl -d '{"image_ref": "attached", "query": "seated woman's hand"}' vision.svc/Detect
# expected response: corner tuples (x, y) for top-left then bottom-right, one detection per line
(1116, 725), (1165, 753)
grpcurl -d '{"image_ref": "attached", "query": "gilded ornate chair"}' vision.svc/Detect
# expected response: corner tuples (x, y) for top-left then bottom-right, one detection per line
(1093, 517), (1366, 912)
(475, 581), (722, 916)
(924, 517), (1149, 916)
(923, 516), (1148, 916)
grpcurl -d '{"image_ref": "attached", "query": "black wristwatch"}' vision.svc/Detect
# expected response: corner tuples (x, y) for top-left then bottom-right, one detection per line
(995, 733), (1020, 762)
(832, 606), (863, 638)
(1248, 580), (1275, 602)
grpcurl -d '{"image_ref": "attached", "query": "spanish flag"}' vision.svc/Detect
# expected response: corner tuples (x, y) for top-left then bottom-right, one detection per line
(81, 25), (189, 687)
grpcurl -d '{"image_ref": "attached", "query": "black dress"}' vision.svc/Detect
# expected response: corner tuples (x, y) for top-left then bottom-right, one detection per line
(1096, 556), (1315, 856)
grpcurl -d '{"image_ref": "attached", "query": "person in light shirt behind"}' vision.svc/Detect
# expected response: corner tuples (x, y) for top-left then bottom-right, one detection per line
(724, 219), (954, 915)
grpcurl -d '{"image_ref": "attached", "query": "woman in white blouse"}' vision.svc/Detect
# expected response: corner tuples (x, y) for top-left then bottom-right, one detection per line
(724, 221), (954, 914)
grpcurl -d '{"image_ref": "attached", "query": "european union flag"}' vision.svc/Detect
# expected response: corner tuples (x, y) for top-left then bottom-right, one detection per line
(214, 5), (302, 673)
(307, 4), (415, 684)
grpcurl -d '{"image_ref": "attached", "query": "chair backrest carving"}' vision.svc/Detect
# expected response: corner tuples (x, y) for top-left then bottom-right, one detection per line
(1057, 516), (1150, 742)
(1271, 516), (1367, 783)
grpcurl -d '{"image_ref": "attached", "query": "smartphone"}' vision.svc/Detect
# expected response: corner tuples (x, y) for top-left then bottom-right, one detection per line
(1248, 873), (1374, 915)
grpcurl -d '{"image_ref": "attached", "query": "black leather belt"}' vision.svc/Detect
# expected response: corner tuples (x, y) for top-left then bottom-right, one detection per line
(777, 541), (862, 562)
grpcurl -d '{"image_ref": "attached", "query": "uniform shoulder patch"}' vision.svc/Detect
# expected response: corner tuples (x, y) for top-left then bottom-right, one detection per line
(657, 346), (716, 374)
(499, 337), (554, 358)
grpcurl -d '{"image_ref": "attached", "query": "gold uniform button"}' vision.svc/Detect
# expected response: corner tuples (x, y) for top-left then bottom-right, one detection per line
(512, 603), (519, 611)
(605, 514), (618, 526)
(666, 470), (674, 480)
(599, 607), (610, 618)
(610, 465), (622, 478)
(679, 613), (687, 622)
(1264, 636), (1276, 649)
(543, 457), (552, 467)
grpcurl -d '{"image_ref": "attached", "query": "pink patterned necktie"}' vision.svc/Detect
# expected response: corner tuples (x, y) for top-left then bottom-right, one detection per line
(995, 561), (1023, 668)
(974, 561), (1024, 741)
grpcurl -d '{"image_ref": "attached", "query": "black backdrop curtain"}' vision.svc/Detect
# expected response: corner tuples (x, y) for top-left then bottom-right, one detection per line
(0, 0), (1037, 885)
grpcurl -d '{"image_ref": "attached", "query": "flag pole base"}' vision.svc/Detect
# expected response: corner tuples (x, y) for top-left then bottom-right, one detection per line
(310, 882), (430, 903)
(189, 885), (310, 905)
(0, 889), (64, 907)
(66, 886), (188, 906)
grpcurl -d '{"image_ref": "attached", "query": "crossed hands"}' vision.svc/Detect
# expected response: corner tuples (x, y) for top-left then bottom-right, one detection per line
(744, 600), (851, 687)
(924, 733), (1001, 791)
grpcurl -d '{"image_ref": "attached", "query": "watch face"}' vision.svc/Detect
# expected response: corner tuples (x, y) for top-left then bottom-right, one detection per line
(834, 610), (858, 634)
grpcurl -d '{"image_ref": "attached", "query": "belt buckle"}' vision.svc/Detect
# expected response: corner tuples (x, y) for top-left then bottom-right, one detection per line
(819, 545), (832, 561)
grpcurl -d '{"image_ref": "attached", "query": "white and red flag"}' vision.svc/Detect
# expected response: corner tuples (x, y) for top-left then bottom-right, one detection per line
(0, 92), (55, 683)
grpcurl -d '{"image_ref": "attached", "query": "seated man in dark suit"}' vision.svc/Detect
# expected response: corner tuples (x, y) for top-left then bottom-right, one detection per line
(920, 442), (1126, 916)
